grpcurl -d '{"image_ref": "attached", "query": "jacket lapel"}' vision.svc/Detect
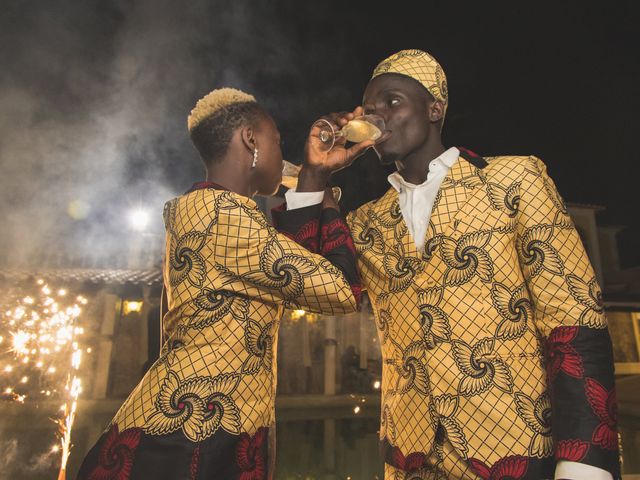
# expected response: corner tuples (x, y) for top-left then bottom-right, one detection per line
(370, 187), (415, 254)
(423, 150), (488, 257)
(371, 148), (489, 260)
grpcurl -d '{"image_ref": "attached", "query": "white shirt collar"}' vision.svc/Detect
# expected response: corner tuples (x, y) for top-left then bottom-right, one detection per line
(388, 147), (459, 192)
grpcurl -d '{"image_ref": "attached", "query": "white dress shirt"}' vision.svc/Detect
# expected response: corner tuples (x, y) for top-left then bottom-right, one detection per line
(285, 148), (613, 480)
(386, 147), (459, 252)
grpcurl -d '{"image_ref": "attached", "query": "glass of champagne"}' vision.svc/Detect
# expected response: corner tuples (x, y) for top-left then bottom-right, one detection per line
(312, 114), (385, 151)
(281, 160), (301, 190)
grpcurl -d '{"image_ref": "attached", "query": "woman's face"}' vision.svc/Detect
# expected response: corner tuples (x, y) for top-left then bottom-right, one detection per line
(251, 113), (283, 196)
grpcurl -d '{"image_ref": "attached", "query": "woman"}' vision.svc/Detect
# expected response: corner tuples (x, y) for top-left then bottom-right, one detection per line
(76, 88), (374, 479)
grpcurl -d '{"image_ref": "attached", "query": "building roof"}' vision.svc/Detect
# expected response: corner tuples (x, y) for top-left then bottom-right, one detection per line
(0, 268), (163, 286)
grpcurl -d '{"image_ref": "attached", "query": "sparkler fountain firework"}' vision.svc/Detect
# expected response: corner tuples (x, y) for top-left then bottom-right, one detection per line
(0, 278), (89, 479)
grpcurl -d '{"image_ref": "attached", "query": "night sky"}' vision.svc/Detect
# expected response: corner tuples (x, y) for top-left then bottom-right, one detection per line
(1, 1), (639, 266)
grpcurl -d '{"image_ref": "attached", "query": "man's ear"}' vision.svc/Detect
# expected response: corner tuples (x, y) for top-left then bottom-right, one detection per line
(429, 100), (445, 124)
(240, 126), (257, 152)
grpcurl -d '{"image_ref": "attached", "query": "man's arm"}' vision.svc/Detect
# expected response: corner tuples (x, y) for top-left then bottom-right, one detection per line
(516, 156), (620, 479)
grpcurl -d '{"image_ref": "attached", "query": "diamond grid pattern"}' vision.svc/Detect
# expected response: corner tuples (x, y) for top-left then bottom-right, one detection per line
(384, 288), (435, 453)
(112, 188), (356, 442)
(347, 154), (605, 468)
(428, 158), (484, 236)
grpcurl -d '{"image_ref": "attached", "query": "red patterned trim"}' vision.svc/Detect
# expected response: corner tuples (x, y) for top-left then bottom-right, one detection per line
(235, 427), (268, 480)
(555, 439), (589, 462)
(469, 455), (529, 480)
(321, 217), (355, 255)
(457, 146), (480, 158)
(189, 446), (200, 480)
(296, 219), (320, 253)
(585, 378), (618, 450)
(457, 146), (488, 168)
(88, 424), (142, 480)
(546, 326), (584, 381)
(390, 445), (427, 472)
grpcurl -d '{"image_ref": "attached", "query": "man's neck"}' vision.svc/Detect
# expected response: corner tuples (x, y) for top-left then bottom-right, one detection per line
(395, 141), (446, 185)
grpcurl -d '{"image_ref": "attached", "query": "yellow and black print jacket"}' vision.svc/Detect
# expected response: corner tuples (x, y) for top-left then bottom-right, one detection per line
(346, 149), (620, 479)
(76, 183), (361, 480)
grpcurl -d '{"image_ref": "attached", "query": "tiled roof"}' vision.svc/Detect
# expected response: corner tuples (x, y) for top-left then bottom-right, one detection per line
(0, 268), (163, 286)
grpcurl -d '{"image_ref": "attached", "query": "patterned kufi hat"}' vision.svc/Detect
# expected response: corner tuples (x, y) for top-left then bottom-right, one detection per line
(187, 87), (256, 131)
(371, 49), (448, 117)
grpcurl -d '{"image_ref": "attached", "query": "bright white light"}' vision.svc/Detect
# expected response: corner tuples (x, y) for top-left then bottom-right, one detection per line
(129, 208), (150, 231)
(123, 301), (143, 314)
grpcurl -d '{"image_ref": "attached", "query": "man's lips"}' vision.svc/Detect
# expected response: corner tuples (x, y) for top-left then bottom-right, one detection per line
(376, 129), (392, 144)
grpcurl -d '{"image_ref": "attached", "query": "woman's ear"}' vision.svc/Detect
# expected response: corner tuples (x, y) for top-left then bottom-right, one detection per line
(240, 126), (257, 152)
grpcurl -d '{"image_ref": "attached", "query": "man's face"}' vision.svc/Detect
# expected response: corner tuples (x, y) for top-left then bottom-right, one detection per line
(362, 73), (433, 165)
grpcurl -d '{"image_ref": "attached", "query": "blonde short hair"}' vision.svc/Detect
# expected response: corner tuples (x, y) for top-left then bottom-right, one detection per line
(187, 87), (266, 165)
(187, 87), (256, 131)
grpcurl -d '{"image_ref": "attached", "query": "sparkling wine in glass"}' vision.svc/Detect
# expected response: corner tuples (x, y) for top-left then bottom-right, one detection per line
(281, 160), (301, 190)
(313, 114), (385, 151)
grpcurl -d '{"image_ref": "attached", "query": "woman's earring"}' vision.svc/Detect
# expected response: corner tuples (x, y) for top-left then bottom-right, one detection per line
(252, 148), (258, 168)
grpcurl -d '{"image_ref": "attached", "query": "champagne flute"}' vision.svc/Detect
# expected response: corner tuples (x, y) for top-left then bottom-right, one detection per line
(312, 114), (385, 151)
(281, 160), (301, 190)
(281, 160), (342, 202)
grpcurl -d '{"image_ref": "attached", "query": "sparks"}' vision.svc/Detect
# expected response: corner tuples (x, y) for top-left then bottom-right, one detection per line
(1, 278), (91, 479)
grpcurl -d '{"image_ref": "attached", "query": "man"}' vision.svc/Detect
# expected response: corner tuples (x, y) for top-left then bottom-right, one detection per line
(285, 50), (620, 479)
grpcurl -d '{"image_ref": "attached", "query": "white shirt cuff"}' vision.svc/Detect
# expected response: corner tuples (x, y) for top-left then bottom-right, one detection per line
(284, 189), (324, 210)
(555, 460), (613, 480)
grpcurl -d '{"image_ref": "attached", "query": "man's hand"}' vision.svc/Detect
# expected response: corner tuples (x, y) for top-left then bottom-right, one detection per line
(297, 106), (377, 192)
